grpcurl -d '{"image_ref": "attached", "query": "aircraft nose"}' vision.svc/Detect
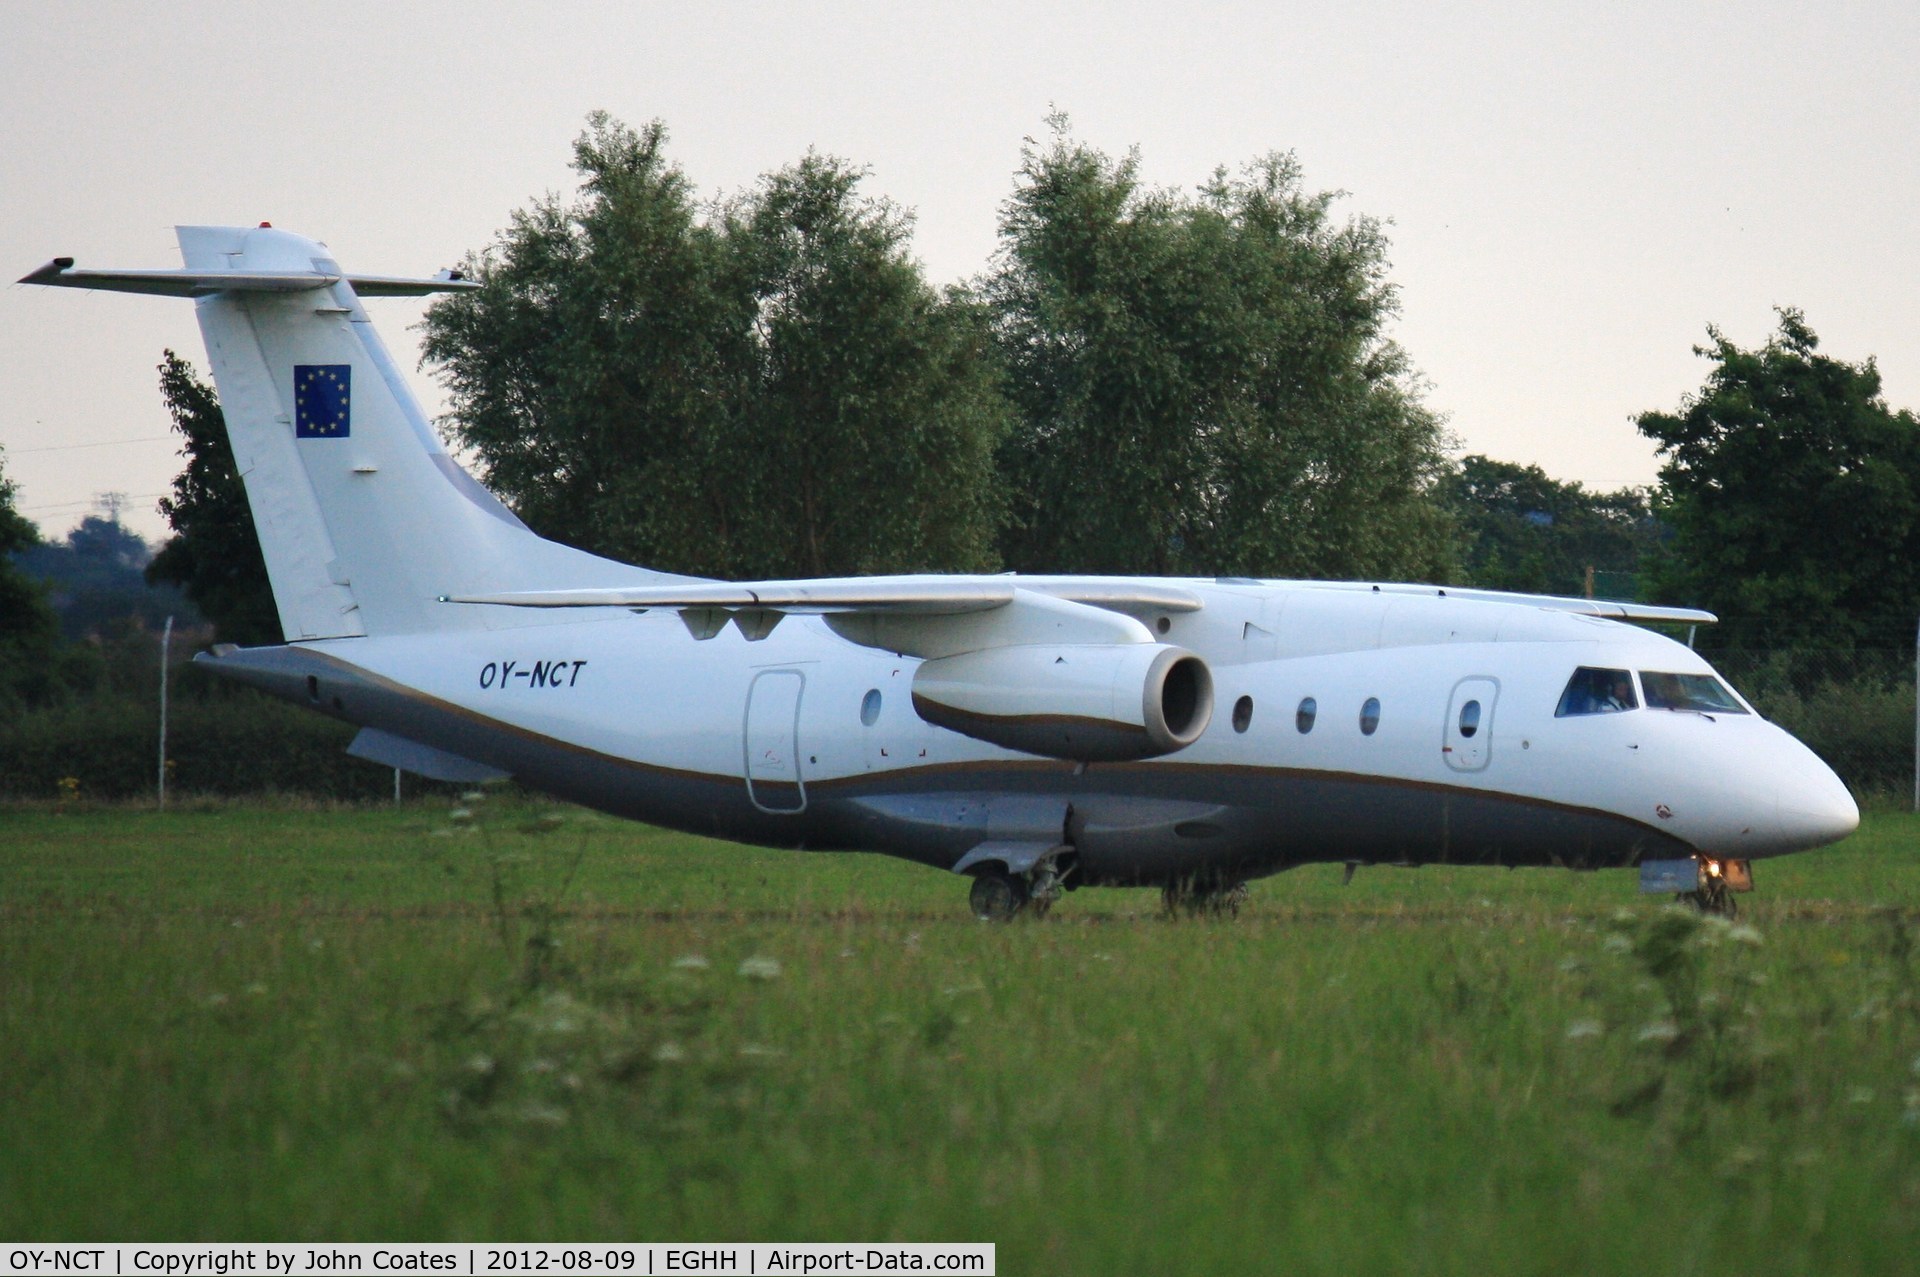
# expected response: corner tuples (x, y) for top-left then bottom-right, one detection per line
(1772, 756), (1860, 850)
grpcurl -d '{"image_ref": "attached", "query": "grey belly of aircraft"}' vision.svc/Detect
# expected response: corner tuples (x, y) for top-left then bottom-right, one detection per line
(205, 644), (1693, 887)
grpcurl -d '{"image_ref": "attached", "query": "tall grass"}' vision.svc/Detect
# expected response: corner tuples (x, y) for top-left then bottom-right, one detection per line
(2, 799), (1918, 1272)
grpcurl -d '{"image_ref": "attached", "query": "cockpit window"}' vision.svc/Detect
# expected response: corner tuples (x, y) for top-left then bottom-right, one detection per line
(1556, 667), (1637, 717)
(1640, 672), (1748, 714)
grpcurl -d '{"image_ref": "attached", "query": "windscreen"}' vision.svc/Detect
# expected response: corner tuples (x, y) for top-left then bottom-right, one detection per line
(1556, 667), (1637, 716)
(1640, 672), (1748, 714)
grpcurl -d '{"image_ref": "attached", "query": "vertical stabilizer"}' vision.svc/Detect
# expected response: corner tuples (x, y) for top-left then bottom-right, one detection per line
(26, 225), (689, 640)
(151, 226), (691, 637)
(180, 224), (690, 639)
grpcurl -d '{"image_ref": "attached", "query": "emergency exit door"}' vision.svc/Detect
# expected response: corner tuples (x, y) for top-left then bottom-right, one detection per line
(1443, 677), (1498, 772)
(745, 670), (806, 812)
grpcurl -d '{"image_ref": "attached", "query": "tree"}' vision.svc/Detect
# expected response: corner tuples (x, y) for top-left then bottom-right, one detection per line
(0, 450), (98, 710)
(146, 351), (281, 645)
(423, 117), (737, 572)
(1444, 455), (1661, 597)
(986, 117), (1456, 578)
(16, 506), (195, 640)
(423, 114), (1010, 578)
(718, 154), (1007, 576)
(1636, 310), (1920, 651)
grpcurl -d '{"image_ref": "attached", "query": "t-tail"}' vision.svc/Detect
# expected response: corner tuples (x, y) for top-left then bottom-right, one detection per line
(21, 224), (682, 640)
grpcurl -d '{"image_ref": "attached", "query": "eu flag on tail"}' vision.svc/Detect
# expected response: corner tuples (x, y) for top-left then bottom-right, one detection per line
(295, 365), (351, 438)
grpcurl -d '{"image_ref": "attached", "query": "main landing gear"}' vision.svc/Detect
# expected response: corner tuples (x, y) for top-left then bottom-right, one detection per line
(1162, 877), (1250, 919)
(968, 846), (1073, 923)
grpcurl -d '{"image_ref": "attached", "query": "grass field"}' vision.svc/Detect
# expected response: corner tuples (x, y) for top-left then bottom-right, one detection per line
(4, 796), (1920, 1273)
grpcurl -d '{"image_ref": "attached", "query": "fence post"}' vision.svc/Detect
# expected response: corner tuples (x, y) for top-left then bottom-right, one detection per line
(158, 614), (173, 810)
(1914, 615), (1919, 812)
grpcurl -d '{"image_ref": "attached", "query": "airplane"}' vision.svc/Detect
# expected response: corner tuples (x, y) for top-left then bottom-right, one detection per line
(21, 225), (1860, 920)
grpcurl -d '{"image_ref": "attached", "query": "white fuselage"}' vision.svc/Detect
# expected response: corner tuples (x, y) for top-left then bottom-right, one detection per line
(247, 579), (1857, 881)
(28, 224), (1858, 896)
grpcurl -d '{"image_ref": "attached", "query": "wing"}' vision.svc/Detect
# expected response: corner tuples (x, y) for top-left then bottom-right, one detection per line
(446, 575), (1203, 615)
(444, 575), (1203, 657)
(1283, 581), (1716, 626)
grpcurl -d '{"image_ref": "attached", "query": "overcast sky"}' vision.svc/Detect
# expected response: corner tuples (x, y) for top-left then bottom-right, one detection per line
(5, 0), (1916, 546)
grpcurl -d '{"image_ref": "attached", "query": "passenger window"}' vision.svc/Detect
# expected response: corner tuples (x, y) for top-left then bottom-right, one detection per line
(1459, 700), (1481, 738)
(1232, 695), (1253, 733)
(1360, 697), (1381, 736)
(1640, 672), (1749, 714)
(1556, 667), (1636, 717)
(860, 689), (882, 726)
(1296, 697), (1317, 734)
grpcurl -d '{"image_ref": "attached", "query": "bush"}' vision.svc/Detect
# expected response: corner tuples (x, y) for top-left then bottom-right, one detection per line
(1724, 651), (1914, 799)
(0, 687), (406, 801)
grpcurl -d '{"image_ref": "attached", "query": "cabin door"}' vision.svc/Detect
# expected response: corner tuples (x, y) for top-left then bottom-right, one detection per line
(745, 669), (807, 813)
(1443, 677), (1498, 773)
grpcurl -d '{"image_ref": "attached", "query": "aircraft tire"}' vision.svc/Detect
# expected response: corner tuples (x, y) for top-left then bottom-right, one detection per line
(970, 872), (1027, 923)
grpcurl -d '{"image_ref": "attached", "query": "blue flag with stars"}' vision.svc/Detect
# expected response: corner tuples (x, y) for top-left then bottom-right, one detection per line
(294, 365), (351, 438)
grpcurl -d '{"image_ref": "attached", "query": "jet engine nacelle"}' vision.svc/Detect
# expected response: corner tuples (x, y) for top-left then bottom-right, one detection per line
(910, 644), (1214, 762)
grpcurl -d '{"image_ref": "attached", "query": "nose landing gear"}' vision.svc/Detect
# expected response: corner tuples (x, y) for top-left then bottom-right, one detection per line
(1640, 856), (1754, 915)
(1677, 857), (1752, 916)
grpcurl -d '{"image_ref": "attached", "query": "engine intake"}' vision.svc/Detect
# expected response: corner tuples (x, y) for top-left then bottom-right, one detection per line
(911, 644), (1214, 762)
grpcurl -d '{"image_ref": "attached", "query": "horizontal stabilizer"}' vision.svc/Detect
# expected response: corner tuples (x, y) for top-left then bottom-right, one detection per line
(18, 259), (478, 297)
(347, 727), (508, 783)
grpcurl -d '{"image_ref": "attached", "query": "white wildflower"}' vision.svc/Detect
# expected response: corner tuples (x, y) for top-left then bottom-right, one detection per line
(653, 1041), (687, 1064)
(518, 992), (589, 1035)
(1637, 1021), (1681, 1045)
(671, 954), (711, 971)
(1565, 1019), (1604, 1040)
(514, 1102), (567, 1127)
(738, 955), (782, 980)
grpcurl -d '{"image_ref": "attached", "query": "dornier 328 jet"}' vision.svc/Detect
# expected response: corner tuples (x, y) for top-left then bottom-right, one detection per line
(23, 225), (1860, 919)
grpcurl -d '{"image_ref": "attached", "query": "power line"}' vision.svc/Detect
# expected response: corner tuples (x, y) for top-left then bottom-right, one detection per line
(22, 490), (170, 514)
(7, 434), (174, 454)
